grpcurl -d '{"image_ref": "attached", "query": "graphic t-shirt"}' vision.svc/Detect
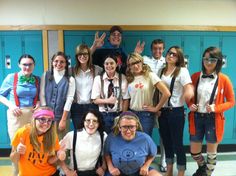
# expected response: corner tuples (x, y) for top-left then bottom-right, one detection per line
(12, 125), (60, 176)
(104, 131), (156, 175)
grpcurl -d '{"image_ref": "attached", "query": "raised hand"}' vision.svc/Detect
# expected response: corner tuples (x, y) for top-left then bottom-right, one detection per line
(134, 40), (145, 54)
(17, 137), (26, 155)
(93, 32), (106, 49)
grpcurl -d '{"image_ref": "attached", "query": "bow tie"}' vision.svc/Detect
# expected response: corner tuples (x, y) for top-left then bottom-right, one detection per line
(19, 75), (36, 84)
(202, 74), (214, 79)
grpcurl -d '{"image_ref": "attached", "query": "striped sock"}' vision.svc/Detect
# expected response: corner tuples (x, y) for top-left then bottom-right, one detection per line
(191, 152), (206, 167)
(206, 152), (217, 176)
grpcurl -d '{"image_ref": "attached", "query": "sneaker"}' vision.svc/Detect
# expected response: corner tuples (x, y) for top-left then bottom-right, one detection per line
(192, 165), (207, 176)
(159, 164), (167, 172)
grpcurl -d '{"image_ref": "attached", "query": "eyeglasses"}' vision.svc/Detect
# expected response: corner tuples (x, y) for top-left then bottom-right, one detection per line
(78, 52), (89, 57)
(21, 63), (34, 67)
(36, 118), (53, 125)
(128, 61), (141, 67)
(111, 33), (121, 37)
(53, 60), (66, 64)
(167, 51), (177, 58)
(120, 125), (137, 131)
(84, 119), (98, 125)
(203, 57), (218, 64)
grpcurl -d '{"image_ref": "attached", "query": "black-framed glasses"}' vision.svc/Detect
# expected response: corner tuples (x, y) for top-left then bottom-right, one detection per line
(120, 125), (137, 131)
(53, 60), (66, 64)
(167, 51), (177, 58)
(78, 52), (89, 57)
(128, 60), (141, 67)
(203, 57), (218, 64)
(84, 119), (98, 125)
(36, 118), (53, 125)
(21, 63), (34, 67)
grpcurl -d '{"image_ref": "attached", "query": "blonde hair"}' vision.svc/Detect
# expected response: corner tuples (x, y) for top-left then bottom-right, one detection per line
(113, 111), (143, 135)
(126, 52), (151, 83)
(30, 107), (57, 155)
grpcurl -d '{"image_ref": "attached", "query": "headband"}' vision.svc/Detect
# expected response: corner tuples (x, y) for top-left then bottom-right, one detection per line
(33, 109), (54, 119)
(119, 111), (139, 119)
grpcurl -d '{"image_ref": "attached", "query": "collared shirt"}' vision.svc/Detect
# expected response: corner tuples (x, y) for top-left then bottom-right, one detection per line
(161, 67), (192, 107)
(62, 129), (107, 171)
(197, 72), (218, 113)
(40, 69), (75, 111)
(143, 55), (166, 75)
(74, 65), (102, 104)
(91, 72), (129, 112)
(0, 71), (39, 107)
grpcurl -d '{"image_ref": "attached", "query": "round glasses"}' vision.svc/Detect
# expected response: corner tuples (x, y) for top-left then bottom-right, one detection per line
(84, 119), (98, 125)
(36, 118), (53, 125)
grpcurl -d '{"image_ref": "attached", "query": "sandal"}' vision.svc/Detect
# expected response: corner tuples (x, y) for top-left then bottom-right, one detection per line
(159, 164), (167, 172)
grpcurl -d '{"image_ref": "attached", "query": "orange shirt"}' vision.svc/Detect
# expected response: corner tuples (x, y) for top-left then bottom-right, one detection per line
(188, 72), (235, 142)
(12, 125), (60, 176)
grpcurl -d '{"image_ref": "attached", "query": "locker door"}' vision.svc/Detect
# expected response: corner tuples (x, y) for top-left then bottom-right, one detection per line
(164, 32), (182, 53)
(23, 31), (44, 77)
(64, 31), (84, 67)
(183, 35), (201, 74)
(221, 34), (236, 144)
(122, 31), (142, 55)
(0, 32), (22, 148)
(203, 34), (221, 49)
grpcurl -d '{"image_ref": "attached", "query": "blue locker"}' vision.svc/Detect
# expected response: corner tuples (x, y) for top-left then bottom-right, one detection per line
(0, 31), (43, 149)
(63, 30), (236, 146)
(64, 31), (88, 66)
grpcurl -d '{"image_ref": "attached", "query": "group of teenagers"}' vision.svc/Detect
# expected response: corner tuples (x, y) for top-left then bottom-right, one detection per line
(0, 25), (235, 176)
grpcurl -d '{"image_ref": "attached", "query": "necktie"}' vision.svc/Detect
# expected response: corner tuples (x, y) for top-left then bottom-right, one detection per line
(202, 74), (214, 79)
(19, 75), (36, 83)
(107, 79), (114, 108)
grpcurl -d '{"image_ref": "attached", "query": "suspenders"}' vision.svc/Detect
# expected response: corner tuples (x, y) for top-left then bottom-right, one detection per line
(72, 130), (104, 171)
(159, 69), (176, 107)
(13, 73), (39, 107)
(194, 75), (219, 105)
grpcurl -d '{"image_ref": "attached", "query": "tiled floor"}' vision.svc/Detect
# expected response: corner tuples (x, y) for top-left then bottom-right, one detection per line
(1, 153), (236, 176)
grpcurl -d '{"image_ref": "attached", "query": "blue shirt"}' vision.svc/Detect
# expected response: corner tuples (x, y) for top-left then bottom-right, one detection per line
(0, 72), (39, 107)
(104, 131), (157, 175)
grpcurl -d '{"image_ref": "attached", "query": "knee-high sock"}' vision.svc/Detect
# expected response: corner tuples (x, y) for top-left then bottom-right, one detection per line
(191, 152), (206, 167)
(206, 152), (217, 176)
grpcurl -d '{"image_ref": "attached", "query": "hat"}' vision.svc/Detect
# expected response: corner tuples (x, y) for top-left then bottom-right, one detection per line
(109, 25), (123, 34)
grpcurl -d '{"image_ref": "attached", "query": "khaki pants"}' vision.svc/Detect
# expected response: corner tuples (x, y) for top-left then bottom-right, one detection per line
(7, 107), (33, 141)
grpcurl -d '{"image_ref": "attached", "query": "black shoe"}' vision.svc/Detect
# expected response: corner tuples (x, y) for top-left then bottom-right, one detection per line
(192, 165), (207, 176)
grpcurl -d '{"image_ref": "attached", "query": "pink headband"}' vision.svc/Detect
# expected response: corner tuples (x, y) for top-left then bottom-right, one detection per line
(33, 109), (55, 119)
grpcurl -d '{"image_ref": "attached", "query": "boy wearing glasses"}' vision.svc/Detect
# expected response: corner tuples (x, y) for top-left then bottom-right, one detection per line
(91, 25), (127, 74)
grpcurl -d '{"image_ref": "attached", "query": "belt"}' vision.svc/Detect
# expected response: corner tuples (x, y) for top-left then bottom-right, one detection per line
(161, 106), (184, 111)
(102, 111), (121, 115)
(195, 112), (214, 117)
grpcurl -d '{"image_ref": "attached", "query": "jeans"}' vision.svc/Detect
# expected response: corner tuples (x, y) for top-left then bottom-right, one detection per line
(190, 112), (217, 143)
(70, 103), (98, 129)
(102, 111), (121, 134)
(158, 107), (186, 171)
(131, 110), (155, 136)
